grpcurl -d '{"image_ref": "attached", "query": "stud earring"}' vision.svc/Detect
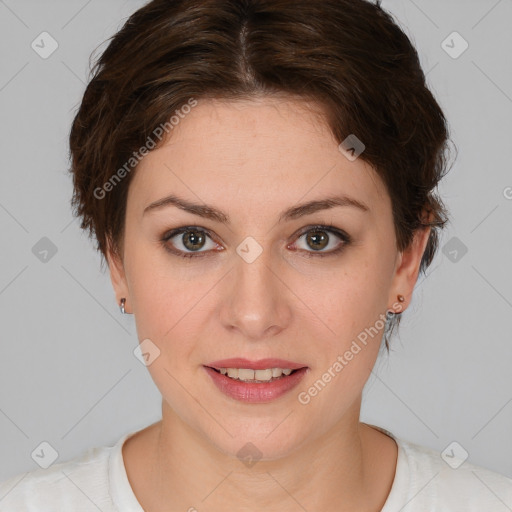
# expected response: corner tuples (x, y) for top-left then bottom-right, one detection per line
(119, 298), (126, 314)
(387, 294), (406, 318)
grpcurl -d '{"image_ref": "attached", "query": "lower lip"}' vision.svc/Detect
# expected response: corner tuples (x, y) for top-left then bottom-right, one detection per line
(203, 366), (309, 403)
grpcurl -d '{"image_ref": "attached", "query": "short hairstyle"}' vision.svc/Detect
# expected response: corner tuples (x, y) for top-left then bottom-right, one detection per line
(68, 0), (455, 349)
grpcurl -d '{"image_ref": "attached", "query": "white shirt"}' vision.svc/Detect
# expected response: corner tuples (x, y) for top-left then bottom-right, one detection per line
(1, 424), (511, 511)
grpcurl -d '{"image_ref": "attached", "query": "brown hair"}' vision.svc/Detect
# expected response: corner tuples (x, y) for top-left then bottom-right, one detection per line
(68, 0), (455, 348)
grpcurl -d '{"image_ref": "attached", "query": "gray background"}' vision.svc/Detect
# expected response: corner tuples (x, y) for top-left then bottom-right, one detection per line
(0, 0), (511, 483)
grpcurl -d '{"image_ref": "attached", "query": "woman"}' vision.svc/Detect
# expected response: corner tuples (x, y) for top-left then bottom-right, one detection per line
(1, 0), (511, 510)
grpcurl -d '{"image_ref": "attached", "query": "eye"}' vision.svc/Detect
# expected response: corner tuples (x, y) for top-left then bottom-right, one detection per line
(161, 224), (351, 259)
(289, 225), (351, 257)
(161, 226), (220, 258)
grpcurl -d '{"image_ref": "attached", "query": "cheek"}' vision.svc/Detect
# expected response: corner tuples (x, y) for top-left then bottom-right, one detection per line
(306, 253), (392, 346)
(124, 239), (204, 343)
(293, 253), (392, 412)
(309, 283), (386, 384)
(295, 266), (389, 418)
(131, 278), (205, 350)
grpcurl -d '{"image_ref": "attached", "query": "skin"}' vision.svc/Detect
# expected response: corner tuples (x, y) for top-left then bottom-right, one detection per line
(107, 96), (431, 512)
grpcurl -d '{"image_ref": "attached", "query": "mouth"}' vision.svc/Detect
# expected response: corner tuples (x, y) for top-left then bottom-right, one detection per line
(205, 366), (304, 383)
(202, 358), (309, 403)
(204, 357), (308, 382)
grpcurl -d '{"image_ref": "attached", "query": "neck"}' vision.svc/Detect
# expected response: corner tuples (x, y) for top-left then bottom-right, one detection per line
(128, 397), (395, 512)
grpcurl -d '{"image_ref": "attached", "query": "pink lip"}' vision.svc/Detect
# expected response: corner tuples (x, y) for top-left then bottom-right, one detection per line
(203, 366), (309, 403)
(205, 358), (308, 370)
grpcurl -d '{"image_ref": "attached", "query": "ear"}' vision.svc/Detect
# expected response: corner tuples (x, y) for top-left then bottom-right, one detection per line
(387, 223), (432, 314)
(105, 238), (130, 313)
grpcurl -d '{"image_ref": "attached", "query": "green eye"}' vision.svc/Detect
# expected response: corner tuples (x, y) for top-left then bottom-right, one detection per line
(162, 227), (218, 258)
(291, 225), (351, 258)
(161, 224), (351, 259)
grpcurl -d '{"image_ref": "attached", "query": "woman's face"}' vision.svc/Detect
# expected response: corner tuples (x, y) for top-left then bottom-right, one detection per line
(108, 97), (428, 459)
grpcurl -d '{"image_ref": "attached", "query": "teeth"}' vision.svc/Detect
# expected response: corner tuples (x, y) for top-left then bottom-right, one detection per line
(216, 367), (295, 382)
(226, 368), (238, 378)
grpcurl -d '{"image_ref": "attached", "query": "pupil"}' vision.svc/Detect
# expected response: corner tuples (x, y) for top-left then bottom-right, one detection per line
(307, 230), (328, 250)
(183, 230), (205, 251)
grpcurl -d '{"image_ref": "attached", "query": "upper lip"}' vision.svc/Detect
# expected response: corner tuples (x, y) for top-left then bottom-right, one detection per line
(205, 358), (308, 370)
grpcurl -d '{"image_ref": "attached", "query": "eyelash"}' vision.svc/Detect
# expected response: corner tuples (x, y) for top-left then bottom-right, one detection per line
(160, 224), (352, 260)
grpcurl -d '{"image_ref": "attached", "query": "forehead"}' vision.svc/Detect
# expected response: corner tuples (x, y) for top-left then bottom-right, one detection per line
(129, 97), (390, 222)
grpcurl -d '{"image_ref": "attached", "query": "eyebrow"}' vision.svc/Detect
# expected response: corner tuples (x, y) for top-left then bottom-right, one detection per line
(143, 193), (370, 224)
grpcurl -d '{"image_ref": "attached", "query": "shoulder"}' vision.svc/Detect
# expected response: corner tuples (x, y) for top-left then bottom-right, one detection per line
(387, 436), (512, 511)
(0, 441), (116, 512)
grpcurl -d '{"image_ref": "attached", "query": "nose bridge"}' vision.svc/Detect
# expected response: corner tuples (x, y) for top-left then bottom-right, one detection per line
(234, 237), (277, 302)
(222, 237), (290, 338)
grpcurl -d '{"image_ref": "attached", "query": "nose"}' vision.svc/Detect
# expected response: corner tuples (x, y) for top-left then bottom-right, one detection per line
(219, 242), (292, 341)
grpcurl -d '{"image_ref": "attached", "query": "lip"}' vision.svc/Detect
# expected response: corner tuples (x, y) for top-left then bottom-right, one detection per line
(205, 358), (308, 371)
(203, 365), (309, 403)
